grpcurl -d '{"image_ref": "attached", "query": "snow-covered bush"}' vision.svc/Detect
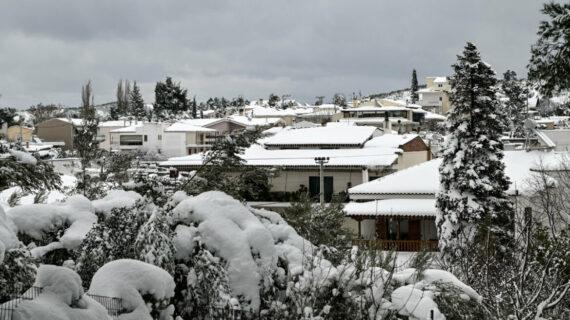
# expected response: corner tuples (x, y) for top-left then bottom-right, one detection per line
(76, 201), (150, 286)
(88, 259), (175, 320)
(135, 208), (175, 274)
(12, 265), (109, 320)
(0, 247), (37, 302)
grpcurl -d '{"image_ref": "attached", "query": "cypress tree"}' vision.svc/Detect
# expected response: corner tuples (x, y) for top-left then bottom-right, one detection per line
(436, 43), (514, 275)
(410, 69), (419, 103)
(129, 81), (146, 120)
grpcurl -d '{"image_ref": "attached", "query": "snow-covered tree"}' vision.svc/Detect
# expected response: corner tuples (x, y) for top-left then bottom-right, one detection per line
(528, 2), (570, 97)
(76, 202), (149, 286)
(129, 81), (146, 120)
(0, 247), (37, 301)
(436, 43), (514, 276)
(332, 93), (347, 108)
(0, 150), (61, 192)
(410, 69), (419, 103)
(153, 77), (189, 121)
(75, 81), (102, 198)
(135, 209), (175, 274)
(502, 70), (529, 138)
(268, 93), (279, 107)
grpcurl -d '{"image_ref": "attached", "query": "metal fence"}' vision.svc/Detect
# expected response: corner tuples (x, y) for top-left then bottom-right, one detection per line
(0, 287), (124, 320)
(0, 286), (43, 320)
(85, 293), (124, 319)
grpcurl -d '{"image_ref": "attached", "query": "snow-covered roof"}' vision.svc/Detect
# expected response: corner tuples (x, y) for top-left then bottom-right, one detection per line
(98, 120), (130, 128)
(364, 134), (419, 149)
(338, 117), (415, 125)
(343, 106), (411, 112)
(349, 150), (570, 198)
(110, 123), (144, 133)
(229, 115), (282, 127)
(246, 106), (297, 117)
(56, 118), (84, 126)
(160, 144), (399, 168)
(165, 122), (217, 132)
(424, 112), (447, 121)
(433, 77), (448, 83)
(344, 199), (436, 217)
(263, 125), (378, 147)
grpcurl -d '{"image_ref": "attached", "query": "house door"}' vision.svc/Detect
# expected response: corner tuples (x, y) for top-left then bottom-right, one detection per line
(309, 176), (333, 202)
(408, 219), (421, 240)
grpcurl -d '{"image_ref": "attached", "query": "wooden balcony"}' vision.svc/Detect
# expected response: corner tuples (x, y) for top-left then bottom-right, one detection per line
(352, 239), (439, 252)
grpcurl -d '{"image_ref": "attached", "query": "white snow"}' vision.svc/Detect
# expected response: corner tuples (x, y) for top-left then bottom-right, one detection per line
(13, 265), (110, 320)
(7, 195), (97, 258)
(263, 125), (379, 147)
(364, 134), (419, 149)
(344, 199), (436, 217)
(88, 259), (175, 320)
(161, 143), (399, 169)
(91, 190), (142, 215)
(0, 206), (19, 262)
(9, 150), (37, 165)
(349, 150), (570, 198)
(0, 174), (76, 211)
(164, 122), (217, 132)
(172, 191), (277, 311)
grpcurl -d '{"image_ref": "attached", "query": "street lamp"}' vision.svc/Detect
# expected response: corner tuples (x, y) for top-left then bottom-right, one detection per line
(314, 157), (330, 204)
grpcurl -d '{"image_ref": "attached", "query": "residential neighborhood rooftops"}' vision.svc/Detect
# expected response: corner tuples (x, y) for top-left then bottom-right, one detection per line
(263, 125), (378, 147)
(98, 120), (131, 128)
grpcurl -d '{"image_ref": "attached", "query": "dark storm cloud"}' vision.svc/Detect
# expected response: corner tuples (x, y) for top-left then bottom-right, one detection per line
(0, 0), (546, 107)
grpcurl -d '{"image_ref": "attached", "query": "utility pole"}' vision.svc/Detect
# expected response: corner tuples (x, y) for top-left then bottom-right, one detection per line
(314, 157), (329, 205)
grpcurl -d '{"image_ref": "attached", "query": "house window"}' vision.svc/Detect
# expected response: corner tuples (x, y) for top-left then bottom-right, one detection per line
(144, 135), (148, 142)
(439, 97), (443, 101)
(119, 135), (143, 146)
(438, 84), (443, 88)
(158, 134), (162, 140)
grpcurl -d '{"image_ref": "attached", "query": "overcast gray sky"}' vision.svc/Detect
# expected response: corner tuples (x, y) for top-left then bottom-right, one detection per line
(0, 0), (547, 108)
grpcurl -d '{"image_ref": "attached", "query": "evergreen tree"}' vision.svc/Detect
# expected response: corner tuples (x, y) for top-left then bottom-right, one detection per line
(129, 81), (146, 120)
(153, 77), (189, 121)
(0, 247), (37, 301)
(75, 81), (101, 197)
(528, 2), (570, 97)
(135, 209), (175, 274)
(0, 107), (17, 127)
(410, 69), (419, 103)
(332, 93), (347, 108)
(436, 43), (514, 276)
(268, 93), (279, 107)
(502, 70), (529, 138)
(191, 95), (197, 119)
(0, 150), (61, 192)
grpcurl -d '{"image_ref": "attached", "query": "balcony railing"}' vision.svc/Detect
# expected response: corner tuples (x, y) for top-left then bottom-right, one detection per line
(352, 239), (439, 252)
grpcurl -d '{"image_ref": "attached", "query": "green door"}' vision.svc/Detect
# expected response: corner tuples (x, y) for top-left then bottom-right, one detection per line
(309, 176), (334, 202)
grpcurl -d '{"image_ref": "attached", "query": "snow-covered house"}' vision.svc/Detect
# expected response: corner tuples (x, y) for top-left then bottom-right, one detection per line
(338, 105), (425, 133)
(161, 126), (432, 202)
(345, 150), (569, 251)
(418, 76), (452, 115)
(109, 122), (170, 154)
(162, 122), (217, 157)
(97, 120), (131, 151)
(36, 118), (84, 150)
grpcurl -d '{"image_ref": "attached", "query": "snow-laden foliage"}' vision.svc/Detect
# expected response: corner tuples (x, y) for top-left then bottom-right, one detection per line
(8, 195), (96, 259)
(13, 265), (109, 320)
(436, 42), (514, 272)
(501, 70), (529, 138)
(528, 2), (570, 97)
(88, 259), (175, 320)
(135, 209), (176, 274)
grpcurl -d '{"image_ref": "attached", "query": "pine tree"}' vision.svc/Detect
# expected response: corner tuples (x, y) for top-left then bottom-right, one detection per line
(436, 43), (514, 275)
(135, 209), (175, 274)
(129, 81), (146, 120)
(332, 93), (347, 108)
(75, 81), (101, 197)
(153, 77), (189, 121)
(528, 2), (570, 97)
(410, 69), (419, 103)
(502, 70), (529, 138)
(268, 93), (279, 107)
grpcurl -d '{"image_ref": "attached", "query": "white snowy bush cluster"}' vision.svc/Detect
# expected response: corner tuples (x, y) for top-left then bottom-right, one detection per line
(0, 189), (480, 319)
